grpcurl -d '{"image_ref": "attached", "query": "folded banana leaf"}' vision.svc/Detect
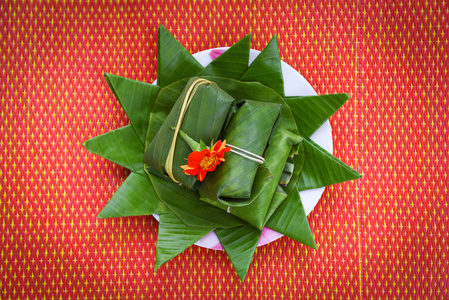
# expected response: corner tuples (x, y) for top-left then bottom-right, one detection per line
(143, 77), (235, 188)
(86, 26), (363, 283)
(192, 77), (303, 229)
(199, 100), (281, 207)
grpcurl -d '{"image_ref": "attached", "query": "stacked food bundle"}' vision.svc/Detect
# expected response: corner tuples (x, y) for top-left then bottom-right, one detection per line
(83, 25), (361, 281)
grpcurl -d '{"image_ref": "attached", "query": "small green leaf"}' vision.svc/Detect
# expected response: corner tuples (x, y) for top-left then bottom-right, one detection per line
(155, 213), (212, 271)
(199, 140), (208, 151)
(199, 34), (251, 79)
(103, 73), (160, 144)
(178, 129), (201, 152)
(97, 172), (166, 218)
(297, 138), (362, 191)
(241, 35), (284, 96)
(83, 125), (143, 173)
(285, 93), (350, 138)
(267, 187), (316, 249)
(215, 225), (262, 282)
(149, 174), (246, 229)
(157, 25), (203, 87)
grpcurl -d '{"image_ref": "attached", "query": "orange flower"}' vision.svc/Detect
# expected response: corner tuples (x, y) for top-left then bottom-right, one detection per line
(181, 140), (231, 181)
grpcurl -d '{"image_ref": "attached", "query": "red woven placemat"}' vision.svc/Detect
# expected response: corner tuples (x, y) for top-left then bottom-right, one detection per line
(1, 0), (447, 298)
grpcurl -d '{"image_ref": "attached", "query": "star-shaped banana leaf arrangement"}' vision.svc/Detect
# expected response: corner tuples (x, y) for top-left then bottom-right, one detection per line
(83, 25), (361, 281)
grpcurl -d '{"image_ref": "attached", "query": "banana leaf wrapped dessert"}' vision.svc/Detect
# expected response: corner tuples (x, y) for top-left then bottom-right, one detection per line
(199, 100), (281, 206)
(144, 77), (235, 188)
(83, 25), (361, 281)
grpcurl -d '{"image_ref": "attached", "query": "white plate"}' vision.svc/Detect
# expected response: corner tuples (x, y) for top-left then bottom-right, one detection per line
(154, 48), (332, 250)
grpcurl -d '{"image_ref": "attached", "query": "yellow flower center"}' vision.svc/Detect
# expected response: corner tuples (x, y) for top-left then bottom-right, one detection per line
(199, 155), (218, 170)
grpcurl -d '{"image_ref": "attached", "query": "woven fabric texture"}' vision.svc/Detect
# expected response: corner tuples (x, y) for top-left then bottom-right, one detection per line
(1, 0), (448, 299)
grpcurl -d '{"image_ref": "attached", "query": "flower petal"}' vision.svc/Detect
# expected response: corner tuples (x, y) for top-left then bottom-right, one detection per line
(211, 140), (231, 158)
(212, 140), (223, 152)
(198, 169), (207, 181)
(188, 149), (209, 166)
(185, 169), (199, 176)
(182, 140), (230, 180)
(217, 147), (231, 158)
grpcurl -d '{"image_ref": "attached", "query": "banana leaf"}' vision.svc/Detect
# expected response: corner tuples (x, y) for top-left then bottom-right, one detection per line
(285, 93), (350, 138)
(97, 172), (167, 218)
(288, 140), (306, 193)
(155, 212), (213, 271)
(227, 128), (301, 230)
(194, 77), (303, 230)
(262, 142), (306, 224)
(297, 138), (361, 191)
(198, 34), (251, 79)
(240, 35), (284, 96)
(199, 100), (281, 207)
(144, 77), (235, 188)
(145, 79), (187, 148)
(156, 25), (203, 87)
(103, 73), (161, 144)
(215, 225), (262, 282)
(267, 187), (316, 249)
(238, 142), (305, 228)
(83, 125), (144, 173)
(262, 185), (288, 225)
(149, 173), (246, 229)
(83, 73), (161, 173)
(279, 159), (295, 185)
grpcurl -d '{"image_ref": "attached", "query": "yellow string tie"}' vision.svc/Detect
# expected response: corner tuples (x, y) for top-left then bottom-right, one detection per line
(165, 78), (212, 183)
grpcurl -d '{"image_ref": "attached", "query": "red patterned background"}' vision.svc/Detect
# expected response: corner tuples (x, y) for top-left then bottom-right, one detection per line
(1, 0), (448, 298)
